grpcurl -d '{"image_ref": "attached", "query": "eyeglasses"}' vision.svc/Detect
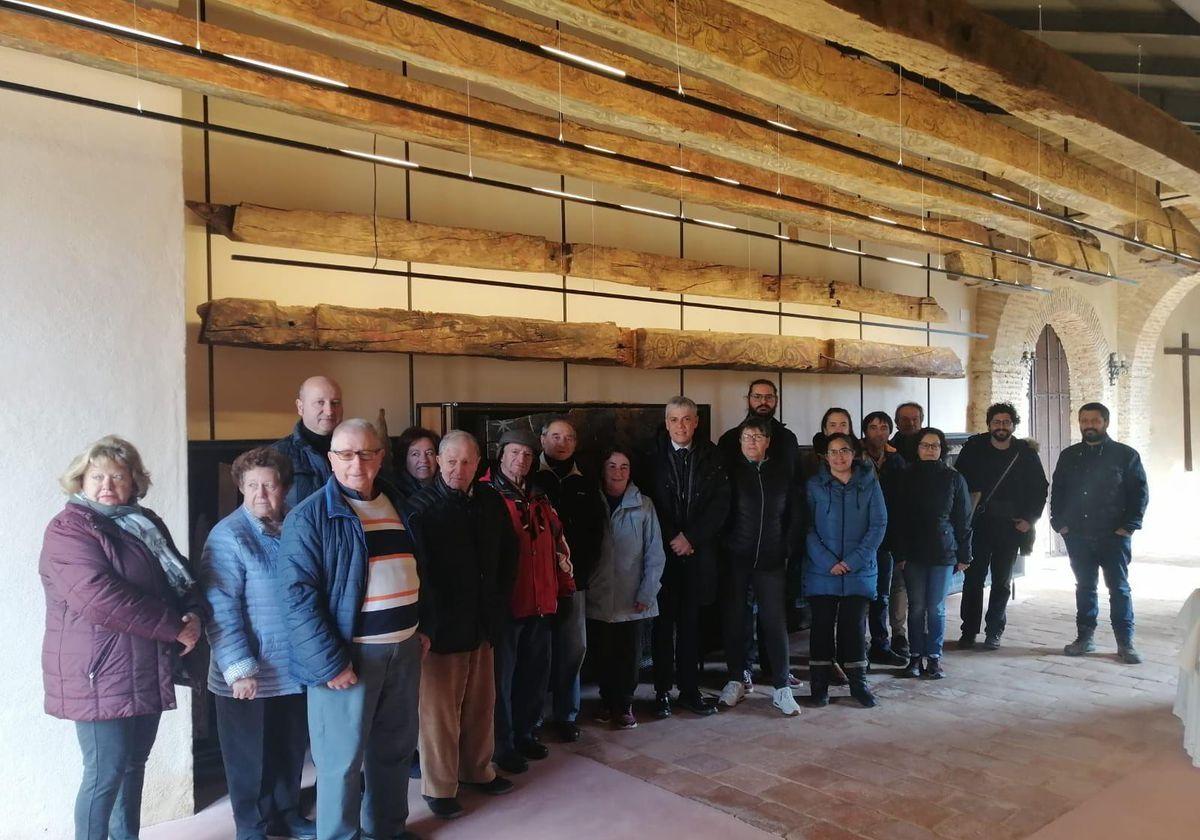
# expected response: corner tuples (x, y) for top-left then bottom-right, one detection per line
(989, 420), (1014, 428)
(918, 442), (942, 450)
(826, 447), (854, 457)
(331, 448), (384, 462)
(748, 394), (777, 402)
(740, 433), (768, 442)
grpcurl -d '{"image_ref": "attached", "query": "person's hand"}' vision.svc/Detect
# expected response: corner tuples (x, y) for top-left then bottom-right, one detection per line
(669, 533), (694, 556)
(830, 561), (851, 576)
(418, 632), (431, 658)
(557, 555), (574, 576)
(955, 563), (969, 573)
(176, 613), (201, 655)
(1013, 519), (1032, 534)
(231, 677), (257, 701)
(633, 601), (649, 613)
(1058, 526), (1069, 536)
(1115, 528), (1131, 537)
(327, 665), (357, 690)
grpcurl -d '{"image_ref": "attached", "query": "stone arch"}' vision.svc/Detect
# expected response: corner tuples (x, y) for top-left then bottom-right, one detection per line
(969, 274), (1111, 440)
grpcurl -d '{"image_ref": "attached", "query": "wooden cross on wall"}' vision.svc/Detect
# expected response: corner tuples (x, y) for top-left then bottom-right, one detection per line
(1165, 332), (1199, 471)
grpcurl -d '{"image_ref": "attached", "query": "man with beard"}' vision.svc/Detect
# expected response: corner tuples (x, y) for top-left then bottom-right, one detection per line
(1051, 403), (1148, 664)
(953, 403), (1048, 651)
(861, 411), (909, 666)
(891, 402), (924, 464)
(273, 375), (344, 508)
(718, 379), (799, 471)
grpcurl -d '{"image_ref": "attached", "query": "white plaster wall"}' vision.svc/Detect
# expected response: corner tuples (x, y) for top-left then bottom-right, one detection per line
(1139, 283), (1200, 555)
(0, 49), (190, 836)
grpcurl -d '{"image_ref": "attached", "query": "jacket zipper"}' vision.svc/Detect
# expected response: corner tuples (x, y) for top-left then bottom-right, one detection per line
(752, 467), (765, 569)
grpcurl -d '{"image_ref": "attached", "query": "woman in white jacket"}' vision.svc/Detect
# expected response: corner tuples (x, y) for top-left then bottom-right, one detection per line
(586, 446), (667, 730)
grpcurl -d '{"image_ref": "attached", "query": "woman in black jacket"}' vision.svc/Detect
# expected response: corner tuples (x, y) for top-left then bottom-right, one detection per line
(895, 428), (972, 679)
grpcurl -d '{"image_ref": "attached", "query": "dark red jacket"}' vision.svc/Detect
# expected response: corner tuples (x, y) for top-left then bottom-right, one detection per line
(482, 469), (575, 619)
(40, 503), (196, 722)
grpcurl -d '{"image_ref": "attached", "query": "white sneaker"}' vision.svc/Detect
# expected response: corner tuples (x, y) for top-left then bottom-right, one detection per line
(773, 686), (801, 717)
(718, 680), (746, 707)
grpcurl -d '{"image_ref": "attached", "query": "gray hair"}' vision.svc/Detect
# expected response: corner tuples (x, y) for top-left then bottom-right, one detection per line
(438, 429), (480, 457)
(331, 417), (381, 447)
(60, 435), (152, 499)
(540, 416), (575, 436)
(664, 396), (698, 418)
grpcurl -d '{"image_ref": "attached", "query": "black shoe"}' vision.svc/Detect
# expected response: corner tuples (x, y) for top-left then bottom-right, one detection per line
(653, 692), (672, 719)
(422, 796), (465, 820)
(516, 737), (549, 761)
(269, 817), (316, 840)
(592, 705), (612, 724)
(830, 663), (848, 686)
(461, 776), (514, 796)
(678, 692), (717, 716)
(902, 656), (922, 678)
(494, 751), (529, 775)
(808, 665), (830, 707)
(982, 633), (1001, 651)
(869, 646), (909, 667)
(924, 658), (945, 680)
(550, 721), (581, 742)
(892, 636), (910, 658)
(957, 635), (977, 650)
(846, 667), (877, 708)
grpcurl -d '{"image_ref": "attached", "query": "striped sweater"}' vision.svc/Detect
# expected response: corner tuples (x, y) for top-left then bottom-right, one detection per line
(345, 493), (420, 644)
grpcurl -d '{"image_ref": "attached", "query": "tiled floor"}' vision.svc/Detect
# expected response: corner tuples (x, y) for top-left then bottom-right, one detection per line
(564, 553), (1200, 839)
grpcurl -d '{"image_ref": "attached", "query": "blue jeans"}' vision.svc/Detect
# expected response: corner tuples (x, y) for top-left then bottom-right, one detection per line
(74, 712), (161, 840)
(903, 564), (956, 659)
(494, 614), (552, 757)
(1065, 533), (1135, 641)
(307, 637), (421, 840)
(550, 590), (587, 724)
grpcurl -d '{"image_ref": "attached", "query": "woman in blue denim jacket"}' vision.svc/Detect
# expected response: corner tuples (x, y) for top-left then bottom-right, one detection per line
(200, 447), (311, 840)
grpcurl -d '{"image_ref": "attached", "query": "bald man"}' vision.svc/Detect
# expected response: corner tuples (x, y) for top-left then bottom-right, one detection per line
(273, 376), (344, 507)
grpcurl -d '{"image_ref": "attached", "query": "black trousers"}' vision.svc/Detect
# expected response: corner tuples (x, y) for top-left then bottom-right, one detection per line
(652, 559), (703, 696)
(494, 614), (553, 756)
(214, 693), (308, 840)
(961, 522), (1020, 637)
(867, 551), (895, 648)
(588, 618), (645, 711)
(724, 567), (790, 689)
(808, 595), (869, 669)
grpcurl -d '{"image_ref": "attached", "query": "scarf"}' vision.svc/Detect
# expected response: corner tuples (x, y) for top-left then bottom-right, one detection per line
(73, 493), (195, 596)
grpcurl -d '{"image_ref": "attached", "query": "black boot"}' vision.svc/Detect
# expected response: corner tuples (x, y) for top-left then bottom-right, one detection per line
(808, 665), (830, 707)
(846, 667), (877, 708)
(1064, 627), (1096, 656)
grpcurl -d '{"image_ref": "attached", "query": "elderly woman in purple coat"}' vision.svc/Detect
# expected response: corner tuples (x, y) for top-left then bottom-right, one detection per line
(40, 435), (202, 840)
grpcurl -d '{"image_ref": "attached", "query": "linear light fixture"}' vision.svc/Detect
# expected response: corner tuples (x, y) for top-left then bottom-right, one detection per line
(533, 187), (596, 202)
(619, 203), (678, 218)
(669, 164), (691, 173)
(835, 246), (867, 256)
(713, 175), (741, 186)
(868, 214), (898, 225)
(340, 148), (418, 168)
(224, 54), (349, 88)
(692, 217), (738, 230)
(6, 0), (183, 45)
(886, 256), (925, 267)
(990, 191), (1015, 202)
(539, 44), (626, 78)
(583, 143), (617, 155)
(767, 119), (798, 132)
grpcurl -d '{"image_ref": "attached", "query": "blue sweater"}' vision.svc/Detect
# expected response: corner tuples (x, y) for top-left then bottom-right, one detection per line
(199, 506), (301, 698)
(804, 462), (886, 598)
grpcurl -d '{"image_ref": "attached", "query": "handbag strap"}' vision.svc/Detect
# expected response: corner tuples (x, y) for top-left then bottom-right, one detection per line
(978, 450), (1020, 512)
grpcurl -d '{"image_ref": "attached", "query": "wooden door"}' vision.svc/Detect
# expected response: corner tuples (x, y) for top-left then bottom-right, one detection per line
(1030, 325), (1071, 555)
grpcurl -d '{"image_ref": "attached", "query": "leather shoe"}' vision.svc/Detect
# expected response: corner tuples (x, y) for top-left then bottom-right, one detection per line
(678, 692), (717, 716)
(422, 796), (464, 820)
(550, 721), (581, 742)
(461, 776), (514, 796)
(494, 751), (528, 775)
(516, 737), (549, 761)
(653, 692), (672, 719)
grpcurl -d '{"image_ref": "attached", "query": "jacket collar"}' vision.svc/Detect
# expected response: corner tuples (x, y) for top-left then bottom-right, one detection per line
(538, 452), (583, 480)
(605, 481), (644, 511)
(817, 460), (873, 488)
(321, 475), (403, 519)
(236, 505), (284, 539)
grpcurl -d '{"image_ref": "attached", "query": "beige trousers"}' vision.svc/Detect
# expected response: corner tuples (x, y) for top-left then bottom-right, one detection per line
(418, 644), (497, 797)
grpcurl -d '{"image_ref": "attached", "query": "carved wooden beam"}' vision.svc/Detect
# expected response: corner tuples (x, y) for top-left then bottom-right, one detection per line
(197, 297), (965, 377)
(1030, 234), (1114, 286)
(230, 0), (1076, 242)
(493, 0), (1172, 231)
(943, 251), (1033, 287)
(723, 0), (1200, 200)
(189, 201), (947, 321)
(0, 0), (1016, 267)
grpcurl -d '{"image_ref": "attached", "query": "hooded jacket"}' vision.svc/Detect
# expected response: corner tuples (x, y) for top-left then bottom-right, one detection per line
(586, 482), (666, 623)
(803, 462), (886, 599)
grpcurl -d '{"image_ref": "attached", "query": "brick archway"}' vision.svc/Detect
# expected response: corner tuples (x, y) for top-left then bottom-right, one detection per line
(969, 274), (1111, 439)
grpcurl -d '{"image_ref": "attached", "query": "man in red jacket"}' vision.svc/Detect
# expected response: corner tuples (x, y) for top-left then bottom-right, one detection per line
(483, 428), (574, 775)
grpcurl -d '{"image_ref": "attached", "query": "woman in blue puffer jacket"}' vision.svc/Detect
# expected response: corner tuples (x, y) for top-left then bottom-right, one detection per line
(200, 447), (311, 840)
(805, 431), (887, 708)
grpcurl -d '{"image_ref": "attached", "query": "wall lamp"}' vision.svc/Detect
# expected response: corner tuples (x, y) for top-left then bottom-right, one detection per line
(1107, 352), (1130, 385)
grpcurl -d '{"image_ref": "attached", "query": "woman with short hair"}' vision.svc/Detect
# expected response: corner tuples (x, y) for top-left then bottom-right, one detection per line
(200, 446), (313, 840)
(41, 435), (202, 840)
(895, 428), (973, 679)
(395, 427), (441, 497)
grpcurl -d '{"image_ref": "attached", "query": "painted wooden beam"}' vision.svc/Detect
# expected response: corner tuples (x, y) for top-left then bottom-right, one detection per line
(197, 297), (965, 377)
(723, 0), (1200, 200)
(189, 201), (948, 321)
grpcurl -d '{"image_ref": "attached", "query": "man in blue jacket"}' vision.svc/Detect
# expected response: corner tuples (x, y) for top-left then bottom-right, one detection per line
(279, 418), (427, 840)
(1050, 403), (1149, 664)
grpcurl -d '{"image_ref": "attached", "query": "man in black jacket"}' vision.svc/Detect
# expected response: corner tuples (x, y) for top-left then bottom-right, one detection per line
(891, 401), (925, 464)
(643, 396), (730, 718)
(953, 402), (1048, 651)
(862, 410), (910, 665)
(717, 379), (800, 471)
(402, 430), (517, 819)
(1051, 402), (1149, 664)
(529, 417), (605, 743)
(716, 417), (805, 716)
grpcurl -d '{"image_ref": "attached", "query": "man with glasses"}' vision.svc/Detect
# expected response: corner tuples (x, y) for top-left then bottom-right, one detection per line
(273, 375), (345, 507)
(280, 418), (426, 840)
(953, 402), (1048, 651)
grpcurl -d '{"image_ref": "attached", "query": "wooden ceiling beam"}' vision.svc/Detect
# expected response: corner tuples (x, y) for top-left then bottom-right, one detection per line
(722, 0), (1200, 202)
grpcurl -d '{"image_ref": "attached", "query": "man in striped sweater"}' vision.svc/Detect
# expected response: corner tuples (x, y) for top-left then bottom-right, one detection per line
(280, 418), (428, 840)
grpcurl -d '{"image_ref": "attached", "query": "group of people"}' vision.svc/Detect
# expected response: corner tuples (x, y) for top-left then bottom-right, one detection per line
(39, 374), (1150, 840)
